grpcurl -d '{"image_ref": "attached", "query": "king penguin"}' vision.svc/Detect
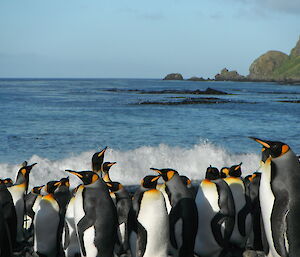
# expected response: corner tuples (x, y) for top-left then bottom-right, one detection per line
(0, 178), (17, 255)
(91, 146), (108, 173)
(8, 161), (37, 244)
(62, 186), (81, 257)
(23, 185), (44, 240)
(54, 177), (72, 256)
(251, 137), (300, 257)
(150, 168), (198, 257)
(194, 166), (235, 257)
(223, 163), (252, 250)
(34, 180), (61, 257)
(106, 181), (132, 257)
(130, 175), (169, 257)
(66, 169), (118, 257)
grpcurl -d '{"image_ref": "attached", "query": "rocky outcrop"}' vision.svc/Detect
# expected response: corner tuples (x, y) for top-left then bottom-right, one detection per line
(248, 51), (289, 81)
(215, 68), (246, 81)
(187, 76), (206, 81)
(248, 37), (300, 82)
(290, 36), (300, 58)
(163, 73), (184, 80)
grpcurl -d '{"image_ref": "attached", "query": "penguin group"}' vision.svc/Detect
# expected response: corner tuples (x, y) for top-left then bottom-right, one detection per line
(0, 138), (299, 257)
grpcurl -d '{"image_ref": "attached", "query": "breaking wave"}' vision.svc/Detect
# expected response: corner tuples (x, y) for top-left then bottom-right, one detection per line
(0, 141), (260, 189)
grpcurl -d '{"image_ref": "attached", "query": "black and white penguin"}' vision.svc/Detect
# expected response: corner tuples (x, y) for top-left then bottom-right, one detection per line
(150, 168), (198, 257)
(91, 146), (108, 173)
(101, 162), (117, 182)
(34, 180), (61, 257)
(107, 181), (132, 256)
(194, 166), (235, 257)
(66, 169), (118, 257)
(251, 137), (300, 257)
(0, 179), (17, 255)
(243, 172), (264, 252)
(62, 187), (81, 257)
(54, 177), (72, 256)
(130, 175), (169, 257)
(8, 161), (37, 244)
(223, 163), (252, 250)
(23, 185), (44, 238)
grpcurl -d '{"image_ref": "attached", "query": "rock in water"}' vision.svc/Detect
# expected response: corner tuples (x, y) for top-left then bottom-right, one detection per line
(163, 73), (184, 80)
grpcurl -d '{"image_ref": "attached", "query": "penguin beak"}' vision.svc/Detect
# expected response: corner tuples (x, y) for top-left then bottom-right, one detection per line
(150, 168), (162, 174)
(106, 182), (113, 188)
(235, 162), (242, 170)
(98, 146), (108, 157)
(151, 175), (161, 182)
(108, 162), (116, 167)
(65, 169), (83, 178)
(249, 137), (271, 148)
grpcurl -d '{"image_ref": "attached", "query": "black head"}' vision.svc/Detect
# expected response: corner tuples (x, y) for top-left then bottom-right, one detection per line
(180, 175), (191, 186)
(46, 180), (61, 194)
(106, 181), (123, 192)
(141, 175), (161, 189)
(220, 167), (229, 178)
(66, 170), (99, 185)
(32, 185), (45, 195)
(18, 162), (37, 177)
(205, 165), (220, 180)
(91, 146), (108, 172)
(0, 179), (7, 189)
(150, 168), (178, 182)
(59, 176), (70, 188)
(3, 178), (13, 187)
(250, 137), (290, 159)
(102, 162), (117, 173)
(229, 162), (242, 177)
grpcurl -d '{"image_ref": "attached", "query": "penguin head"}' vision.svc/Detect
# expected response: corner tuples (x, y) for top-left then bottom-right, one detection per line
(45, 180), (61, 194)
(141, 175), (161, 189)
(205, 165), (220, 180)
(91, 146), (108, 172)
(59, 176), (70, 188)
(32, 185), (45, 195)
(180, 175), (192, 186)
(18, 162), (37, 177)
(0, 179), (7, 190)
(3, 178), (13, 187)
(150, 168), (178, 182)
(220, 167), (229, 178)
(106, 181), (123, 192)
(66, 170), (100, 185)
(250, 137), (290, 159)
(229, 162), (242, 177)
(101, 162), (117, 181)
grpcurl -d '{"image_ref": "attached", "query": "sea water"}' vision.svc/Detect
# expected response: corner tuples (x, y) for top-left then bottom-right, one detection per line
(0, 78), (299, 187)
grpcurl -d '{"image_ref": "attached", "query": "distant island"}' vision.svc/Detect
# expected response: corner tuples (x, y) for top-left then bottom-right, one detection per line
(163, 36), (300, 84)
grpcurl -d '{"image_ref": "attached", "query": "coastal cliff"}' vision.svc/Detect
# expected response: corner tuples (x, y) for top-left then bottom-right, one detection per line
(163, 36), (300, 83)
(248, 37), (300, 82)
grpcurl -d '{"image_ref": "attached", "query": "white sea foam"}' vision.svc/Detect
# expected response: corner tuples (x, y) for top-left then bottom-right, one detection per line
(0, 142), (260, 189)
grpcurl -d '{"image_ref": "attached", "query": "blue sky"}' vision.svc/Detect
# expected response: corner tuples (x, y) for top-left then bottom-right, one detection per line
(0, 0), (299, 78)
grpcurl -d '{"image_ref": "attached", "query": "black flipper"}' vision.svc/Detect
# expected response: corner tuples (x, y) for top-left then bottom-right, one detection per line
(214, 179), (235, 244)
(77, 214), (95, 256)
(169, 202), (181, 249)
(237, 181), (252, 237)
(137, 221), (147, 257)
(211, 213), (228, 247)
(63, 220), (70, 250)
(270, 192), (289, 257)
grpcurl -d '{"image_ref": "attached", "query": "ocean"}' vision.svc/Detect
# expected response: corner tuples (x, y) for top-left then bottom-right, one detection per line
(0, 78), (299, 188)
